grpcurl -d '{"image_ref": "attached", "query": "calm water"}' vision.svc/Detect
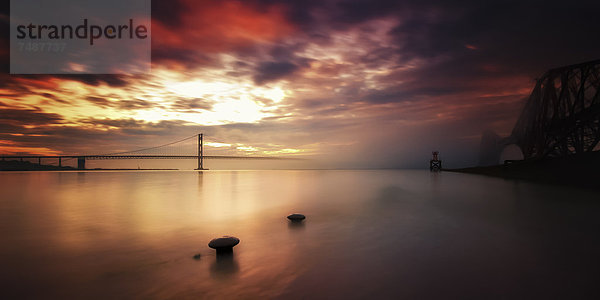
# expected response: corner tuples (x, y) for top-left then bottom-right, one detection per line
(1, 170), (599, 299)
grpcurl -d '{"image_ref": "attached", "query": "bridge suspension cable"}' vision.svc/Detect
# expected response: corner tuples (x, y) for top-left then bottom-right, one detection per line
(97, 134), (199, 156)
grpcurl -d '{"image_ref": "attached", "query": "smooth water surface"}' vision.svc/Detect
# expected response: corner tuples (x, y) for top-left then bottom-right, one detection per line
(1, 170), (599, 299)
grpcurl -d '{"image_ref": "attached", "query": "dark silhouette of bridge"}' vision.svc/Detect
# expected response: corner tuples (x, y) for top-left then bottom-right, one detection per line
(0, 134), (296, 170)
(479, 59), (600, 165)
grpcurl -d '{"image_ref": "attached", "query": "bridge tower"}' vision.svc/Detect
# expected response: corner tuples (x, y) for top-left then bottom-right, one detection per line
(196, 133), (205, 170)
(77, 157), (86, 170)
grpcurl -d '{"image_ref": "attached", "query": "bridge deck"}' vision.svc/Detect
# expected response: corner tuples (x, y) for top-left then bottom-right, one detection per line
(0, 155), (297, 160)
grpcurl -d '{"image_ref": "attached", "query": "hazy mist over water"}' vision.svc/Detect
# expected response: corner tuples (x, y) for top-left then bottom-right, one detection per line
(1, 170), (599, 298)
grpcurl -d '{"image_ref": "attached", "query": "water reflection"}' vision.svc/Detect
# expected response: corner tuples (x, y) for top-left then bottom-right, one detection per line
(374, 185), (405, 207)
(287, 221), (306, 230)
(1, 170), (600, 298)
(210, 253), (240, 279)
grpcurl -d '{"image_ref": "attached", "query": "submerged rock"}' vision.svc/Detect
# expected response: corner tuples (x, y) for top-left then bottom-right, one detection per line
(208, 236), (240, 254)
(193, 253), (202, 260)
(287, 213), (306, 222)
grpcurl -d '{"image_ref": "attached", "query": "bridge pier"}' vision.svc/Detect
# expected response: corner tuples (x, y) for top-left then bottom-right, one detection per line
(430, 160), (442, 171)
(77, 157), (86, 170)
(430, 151), (442, 171)
(59, 157), (62, 167)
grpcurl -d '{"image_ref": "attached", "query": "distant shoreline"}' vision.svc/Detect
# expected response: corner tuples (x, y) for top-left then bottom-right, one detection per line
(0, 160), (177, 171)
(0, 169), (180, 171)
(446, 151), (600, 190)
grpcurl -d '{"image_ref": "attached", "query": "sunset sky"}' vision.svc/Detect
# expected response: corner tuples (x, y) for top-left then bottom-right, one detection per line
(1, 0), (599, 168)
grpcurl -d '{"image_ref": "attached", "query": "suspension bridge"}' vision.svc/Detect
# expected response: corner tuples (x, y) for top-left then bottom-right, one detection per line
(0, 134), (296, 170)
(479, 59), (600, 165)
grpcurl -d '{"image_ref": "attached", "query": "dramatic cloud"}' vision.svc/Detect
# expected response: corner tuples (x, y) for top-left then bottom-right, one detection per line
(253, 61), (301, 84)
(0, 108), (64, 126)
(1, 0), (599, 168)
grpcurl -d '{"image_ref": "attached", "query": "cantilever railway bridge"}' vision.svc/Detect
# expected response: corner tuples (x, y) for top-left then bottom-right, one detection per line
(0, 134), (296, 170)
(480, 59), (600, 165)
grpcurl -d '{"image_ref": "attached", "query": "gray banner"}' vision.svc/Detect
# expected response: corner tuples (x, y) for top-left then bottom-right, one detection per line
(10, 0), (151, 74)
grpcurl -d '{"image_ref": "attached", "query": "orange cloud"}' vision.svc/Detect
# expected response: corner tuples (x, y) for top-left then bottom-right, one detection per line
(0, 145), (62, 156)
(14, 77), (60, 90)
(153, 0), (295, 53)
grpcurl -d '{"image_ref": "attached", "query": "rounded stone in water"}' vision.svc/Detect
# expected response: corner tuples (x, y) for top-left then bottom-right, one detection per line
(287, 213), (306, 221)
(208, 236), (240, 253)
